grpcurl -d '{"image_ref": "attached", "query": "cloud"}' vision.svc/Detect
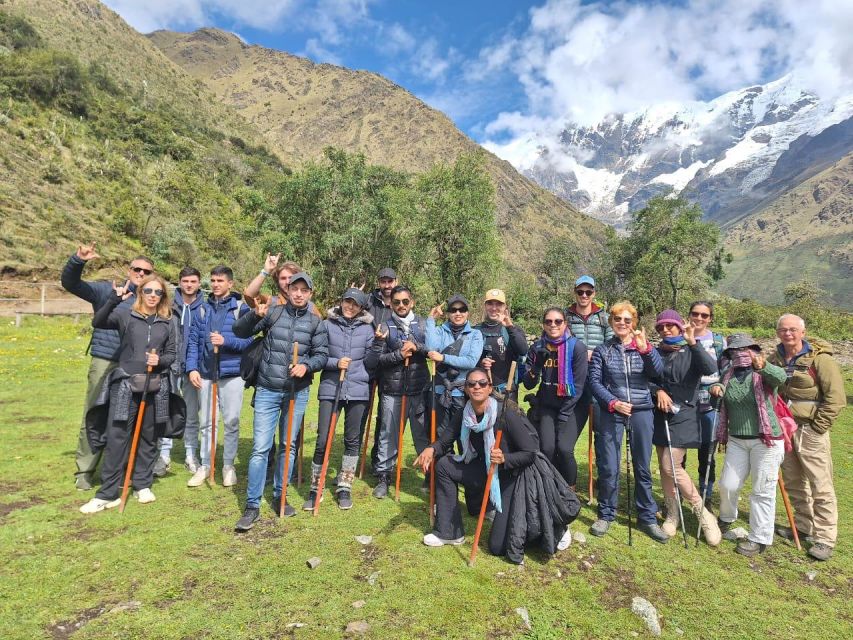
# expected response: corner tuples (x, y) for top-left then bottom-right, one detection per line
(103, 0), (297, 32)
(303, 38), (343, 65)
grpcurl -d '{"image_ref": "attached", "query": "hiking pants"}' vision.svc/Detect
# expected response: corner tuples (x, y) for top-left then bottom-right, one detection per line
(198, 376), (245, 468)
(374, 392), (428, 476)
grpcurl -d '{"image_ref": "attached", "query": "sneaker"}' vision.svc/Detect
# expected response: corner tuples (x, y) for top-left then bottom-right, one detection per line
(270, 495), (297, 517)
(336, 489), (353, 510)
(557, 527), (572, 551)
(79, 497), (120, 514)
(590, 519), (611, 537)
(775, 525), (813, 544)
(423, 533), (465, 547)
(153, 457), (171, 478)
(736, 539), (766, 557)
(222, 465), (237, 487)
(187, 466), (208, 487)
(718, 518), (732, 535)
(807, 542), (833, 561)
(134, 488), (156, 504)
(185, 458), (199, 474)
(75, 474), (94, 491)
(235, 506), (260, 531)
(637, 522), (670, 543)
(302, 491), (321, 511)
(372, 476), (389, 499)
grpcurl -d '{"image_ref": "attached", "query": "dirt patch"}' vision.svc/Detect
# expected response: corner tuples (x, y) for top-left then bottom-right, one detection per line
(67, 523), (128, 543)
(599, 567), (641, 611)
(233, 518), (282, 544)
(0, 497), (45, 518)
(47, 604), (108, 640)
(0, 481), (24, 494)
(359, 543), (380, 567)
(13, 415), (54, 425)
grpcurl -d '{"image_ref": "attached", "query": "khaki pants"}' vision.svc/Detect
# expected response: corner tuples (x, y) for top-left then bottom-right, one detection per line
(782, 424), (838, 546)
(75, 357), (117, 479)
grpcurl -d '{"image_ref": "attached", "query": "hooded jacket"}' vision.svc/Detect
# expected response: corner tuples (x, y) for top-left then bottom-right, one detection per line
(588, 337), (664, 411)
(172, 289), (205, 372)
(425, 318), (484, 397)
(769, 338), (845, 434)
(366, 289), (394, 329)
(319, 307), (375, 401)
(186, 292), (254, 380)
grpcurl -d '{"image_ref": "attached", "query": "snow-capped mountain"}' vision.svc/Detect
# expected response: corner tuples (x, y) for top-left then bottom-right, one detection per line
(512, 75), (853, 227)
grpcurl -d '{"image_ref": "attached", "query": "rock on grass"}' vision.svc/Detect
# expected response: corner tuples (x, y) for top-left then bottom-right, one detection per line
(631, 597), (661, 636)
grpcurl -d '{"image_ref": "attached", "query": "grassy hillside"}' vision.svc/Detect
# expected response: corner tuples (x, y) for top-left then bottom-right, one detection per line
(148, 28), (609, 269)
(720, 153), (853, 308)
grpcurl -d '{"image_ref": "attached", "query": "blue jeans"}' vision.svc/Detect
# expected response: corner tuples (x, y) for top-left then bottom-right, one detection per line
(594, 407), (657, 524)
(246, 385), (310, 508)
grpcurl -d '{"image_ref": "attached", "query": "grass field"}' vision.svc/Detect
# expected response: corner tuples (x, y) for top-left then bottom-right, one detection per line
(1, 318), (851, 639)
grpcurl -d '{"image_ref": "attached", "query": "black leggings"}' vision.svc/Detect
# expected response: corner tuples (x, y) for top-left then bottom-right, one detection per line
(313, 400), (367, 464)
(537, 402), (582, 487)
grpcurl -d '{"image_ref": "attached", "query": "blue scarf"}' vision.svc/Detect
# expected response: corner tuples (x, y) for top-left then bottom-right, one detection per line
(542, 331), (577, 397)
(455, 397), (502, 512)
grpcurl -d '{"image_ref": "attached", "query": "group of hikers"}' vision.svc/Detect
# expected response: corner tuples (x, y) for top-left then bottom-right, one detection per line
(63, 244), (845, 564)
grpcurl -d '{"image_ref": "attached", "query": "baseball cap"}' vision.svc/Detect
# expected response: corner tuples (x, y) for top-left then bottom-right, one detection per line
(575, 275), (596, 288)
(484, 288), (506, 304)
(446, 294), (469, 309)
(377, 267), (397, 280)
(289, 272), (313, 289)
(342, 287), (368, 308)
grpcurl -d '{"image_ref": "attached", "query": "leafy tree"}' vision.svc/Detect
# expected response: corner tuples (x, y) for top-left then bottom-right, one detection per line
(538, 235), (578, 301)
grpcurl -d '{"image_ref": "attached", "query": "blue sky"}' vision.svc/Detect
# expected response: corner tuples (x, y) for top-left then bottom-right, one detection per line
(105, 0), (852, 164)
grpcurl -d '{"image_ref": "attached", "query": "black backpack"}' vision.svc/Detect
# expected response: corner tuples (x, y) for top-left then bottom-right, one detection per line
(240, 305), (286, 388)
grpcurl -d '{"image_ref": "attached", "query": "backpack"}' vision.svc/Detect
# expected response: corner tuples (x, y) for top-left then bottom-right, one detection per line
(240, 304), (286, 388)
(474, 322), (524, 388)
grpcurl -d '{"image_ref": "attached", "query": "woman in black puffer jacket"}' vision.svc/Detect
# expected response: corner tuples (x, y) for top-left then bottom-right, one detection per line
(80, 275), (179, 514)
(306, 288), (375, 511)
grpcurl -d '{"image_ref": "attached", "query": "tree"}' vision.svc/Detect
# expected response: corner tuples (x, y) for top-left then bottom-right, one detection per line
(538, 235), (578, 302)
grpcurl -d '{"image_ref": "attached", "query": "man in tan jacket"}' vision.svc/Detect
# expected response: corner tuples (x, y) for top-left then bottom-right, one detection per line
(769, 314), (846, 561)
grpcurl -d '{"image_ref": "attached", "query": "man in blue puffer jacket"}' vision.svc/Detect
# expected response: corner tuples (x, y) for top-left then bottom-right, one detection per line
(61, 241), (153, 491)
(185, 266), (253, 489)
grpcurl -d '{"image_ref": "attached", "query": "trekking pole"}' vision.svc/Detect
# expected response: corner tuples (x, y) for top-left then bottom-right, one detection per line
(663, 417), (689, 548)
(358, 382), (376, 479)
(314, 369), (347, 516)
(208, 345), (220, 484)
(297, 416), (305, 487)
(622, 353), (633, 546)
(394, 357), (411, 502)
(119, 350), (155, 513)
(280, 343), (299, 519)
(469, 361), (517, 567)
(696, 409), (719, 546)
(778, 474), (802, 551)
(587, 406), (594, 505)
(428, 361), (437, 527)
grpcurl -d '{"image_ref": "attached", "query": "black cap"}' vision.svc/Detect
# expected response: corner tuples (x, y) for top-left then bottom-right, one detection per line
(377, 267), (397, 280)
(446, 294), (469, 309)
(342, 287), (368, 308)
(724, 333), (761, 354)
(289, 271), (313, 289)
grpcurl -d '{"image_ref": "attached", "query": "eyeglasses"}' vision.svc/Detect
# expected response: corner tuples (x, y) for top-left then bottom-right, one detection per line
(575, 289), (594, 297)
(778, 327), (801, 334)
(391, 298), (411, 306)
(690, 311), (711, 319)
(612, 316), (633, 324)
(543, 318), (564, 326)
(131, 266), (153, 276)
(465, 379), (491, 389)
(449, 307), (468, 313)
(142, 287), (164, 297)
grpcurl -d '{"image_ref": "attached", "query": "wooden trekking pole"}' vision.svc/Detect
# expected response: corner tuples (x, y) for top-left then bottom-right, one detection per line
(778, 474), (802, 551)
(119, 351), (155, 513)
(428, 361), (437, 527)
(314, 369), (347, 516)
(358, 382), (377, 479)
(208, 345), (220, 484)
(297, 416), (305, 487)
(280, 342), (299, 518)
(469, 361), (516, 567)
(394, 357), (411, 502)
(587, 405), (594, 505)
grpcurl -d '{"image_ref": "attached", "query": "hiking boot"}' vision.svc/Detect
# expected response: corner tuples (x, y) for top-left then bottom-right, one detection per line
(222, 465), (237, 487)
(693, 502), (721, 546)
(775, 525), (813, 544)
(187, 466), (208, 487)
(423, 533), (465, 547)
(590, 519), (611, 537)
(79, 497), (120, 514)
(270, 495), (296, 517)
(135, 488), (156, 504)
(638, 522), (670, 543)
(717, 518), (732, 535)
(372, 475), (390, 499)
(736, 540), (766, 557)
(235, 507), (260, 531)
(153, 457), (171, 478)
(302, 490), (322, 511)
(807, 542), (833, 561)
(661, 496), (680, 537)
(75, 474), (94, 491)
(337, 489), (353, 510)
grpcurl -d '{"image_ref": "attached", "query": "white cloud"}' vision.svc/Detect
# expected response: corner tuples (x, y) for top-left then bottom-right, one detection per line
(103, 0), (297, 32)
(303, 38), (343, 65)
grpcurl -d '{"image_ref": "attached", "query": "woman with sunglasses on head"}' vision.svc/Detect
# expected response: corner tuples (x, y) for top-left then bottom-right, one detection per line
(649, 310), (721, 545)
(414, 368), (579, 562)
(523, 307), (588, 490)
(587, 302), (666, 541)
(80, 275), (181, 513)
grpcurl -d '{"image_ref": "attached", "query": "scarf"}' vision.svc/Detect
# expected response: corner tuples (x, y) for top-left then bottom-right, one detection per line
(449, 323), (465, 339)
(394, 311), (415, 336)
(715, 350), (774, 446)
(542, 330), (576, 397)
(454, 397), (502, 512)
(660, 335), (688, 352)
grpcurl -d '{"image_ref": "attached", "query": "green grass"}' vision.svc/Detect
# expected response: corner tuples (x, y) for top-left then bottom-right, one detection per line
(1, 318), (851, 639)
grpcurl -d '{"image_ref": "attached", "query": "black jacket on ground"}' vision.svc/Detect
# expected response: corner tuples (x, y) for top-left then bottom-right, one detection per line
(475, 321), (528, 389)
(365, 313), (431, 396)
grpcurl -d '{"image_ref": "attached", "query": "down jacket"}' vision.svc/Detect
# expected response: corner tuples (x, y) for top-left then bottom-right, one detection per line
(186, 293), (253, 380)
(588, 338), (664, 411)
(319, 307), (375, 401)
(566, 302), (613, 350)
(232, 301), (329, 393)
(365, 313), (431, 396)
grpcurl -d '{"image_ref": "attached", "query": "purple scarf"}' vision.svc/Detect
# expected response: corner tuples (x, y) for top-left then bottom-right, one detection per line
(715, 350), (774, 446)
(541, 330), (576, 397)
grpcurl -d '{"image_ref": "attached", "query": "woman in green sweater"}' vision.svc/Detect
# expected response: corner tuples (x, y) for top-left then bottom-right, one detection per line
(712, 334), (787, 557)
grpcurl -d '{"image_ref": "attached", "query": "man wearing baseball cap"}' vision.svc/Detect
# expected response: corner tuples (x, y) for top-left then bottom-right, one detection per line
(475, 289), (527, 394)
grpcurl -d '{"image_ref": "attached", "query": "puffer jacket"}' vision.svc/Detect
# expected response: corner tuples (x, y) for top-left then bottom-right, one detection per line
(366, 289), (394, 329)
(172, 289), (205, 373)
(425, 318), (484, 397)
(186, 293), (254, 380)
(61, 254), (136, 361)
(365, 313), (431, 396)
(769, 338), (846, 434)
(589, 338), (664, 411)
(566, 303), (613, 350)
(319, 307), (375, 401)
(233, 301), (329, 392)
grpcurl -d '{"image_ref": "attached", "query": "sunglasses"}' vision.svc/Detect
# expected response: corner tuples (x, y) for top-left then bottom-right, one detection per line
(465, 379), (491, 389)
(658, 323), (680, 330)
(391, 298), (411, 306)
(544, 318), (565, 326)
(612, 316), (633, 324)
(142, 287), (164, 297)
(690, 311), (711, 319)
(449, 307), (468, 313)
(131, 266), (153, 276)
(575, 289), (594, 297)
